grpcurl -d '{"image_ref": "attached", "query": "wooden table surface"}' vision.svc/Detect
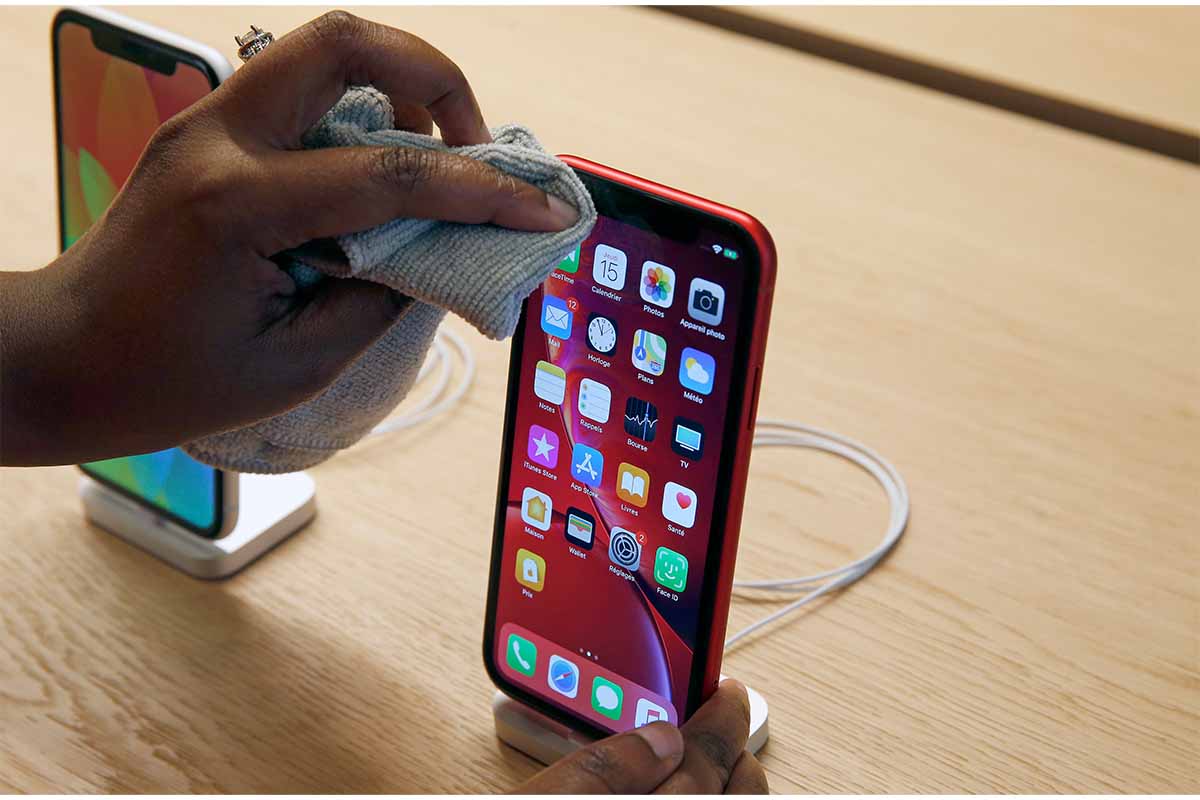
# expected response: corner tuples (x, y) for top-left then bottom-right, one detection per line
(746, 6), (1200, 134)
(1, 6), (1196, 793)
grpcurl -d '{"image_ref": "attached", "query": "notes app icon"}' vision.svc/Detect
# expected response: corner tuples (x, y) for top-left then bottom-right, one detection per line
(534, 360), (566, 405)
(616, 462), (650, 508)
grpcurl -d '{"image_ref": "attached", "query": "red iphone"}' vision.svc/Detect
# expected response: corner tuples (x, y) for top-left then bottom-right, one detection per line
(483, 157), (776, 737)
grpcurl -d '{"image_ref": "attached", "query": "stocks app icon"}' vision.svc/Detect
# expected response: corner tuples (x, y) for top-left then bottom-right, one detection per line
(623, 397), (658, 442)
(608, 527), (641, 571)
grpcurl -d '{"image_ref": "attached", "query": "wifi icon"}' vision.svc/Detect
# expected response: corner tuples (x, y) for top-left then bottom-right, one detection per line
(711, 244), (723, 254)
(623, 397), (659, 443)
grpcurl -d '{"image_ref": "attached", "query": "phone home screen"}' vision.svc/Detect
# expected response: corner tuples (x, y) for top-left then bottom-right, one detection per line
(492, 209), (750, 734)
(55, 19), (220, 533)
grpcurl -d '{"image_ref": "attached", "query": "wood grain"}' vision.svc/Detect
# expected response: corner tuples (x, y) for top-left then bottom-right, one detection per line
(745, 6), (1200, 134)
(1, 5), (1197, 793)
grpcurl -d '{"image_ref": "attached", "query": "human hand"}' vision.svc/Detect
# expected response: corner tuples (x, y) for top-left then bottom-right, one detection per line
(0, 11), (577, 466)
(514, 680), (769, 794)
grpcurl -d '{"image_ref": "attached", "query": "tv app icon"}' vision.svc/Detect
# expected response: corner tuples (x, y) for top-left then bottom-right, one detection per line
(671, 417), (704, 460)
(547, 655), (580, 698)
(565, 507), (596, 550)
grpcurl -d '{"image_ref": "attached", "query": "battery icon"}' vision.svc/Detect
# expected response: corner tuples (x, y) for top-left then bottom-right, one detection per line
(722, 248), (739, 260)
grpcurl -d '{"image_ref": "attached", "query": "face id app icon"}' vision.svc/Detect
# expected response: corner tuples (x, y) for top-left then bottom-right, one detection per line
(662, 481), (697, 529)
(687, 277), (726, 326)
(654, 546), (689, 592)
(635, 697), (671, 727)
(570, 442), (604, 488)
(631, 329), (668, 376)
(515, 548), (546, 593)
(521, 487), (553, 531)
(616, 462), (650, 508)
(671, 417), (705, 460)
(547, 655), (580, 698)
(533, 360), (566, 405)
(506, 632), (537, 676)
(679, 347), (716, 395)
(541, 295), (573, 339)
(527, 424), (559, 469)
(639, 261), (676, 308)
(592, 244), (627, 291)
(578, 378), (612, 424)
(623, 397), (658, 442)
(565, 507), (596, 549)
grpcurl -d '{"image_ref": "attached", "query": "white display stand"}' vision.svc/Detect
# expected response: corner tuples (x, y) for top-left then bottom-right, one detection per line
(79, 472), (316, 579)
(493, 677), (769, 765)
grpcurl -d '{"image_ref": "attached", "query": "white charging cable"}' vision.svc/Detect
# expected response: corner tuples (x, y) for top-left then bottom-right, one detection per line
(364, 336), (910, 649)
(368, 326), (477, 436)
(723, 420), (910, 648)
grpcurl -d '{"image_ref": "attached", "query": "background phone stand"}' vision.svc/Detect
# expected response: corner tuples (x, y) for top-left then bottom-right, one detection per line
(79, 472), (316, 579)
(492, 678), (769, 766)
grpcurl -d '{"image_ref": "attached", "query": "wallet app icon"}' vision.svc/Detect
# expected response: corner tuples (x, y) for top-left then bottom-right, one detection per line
(541, 295), (573, 339)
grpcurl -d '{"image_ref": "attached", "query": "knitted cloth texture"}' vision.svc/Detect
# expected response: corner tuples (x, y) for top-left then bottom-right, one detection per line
(184, 87), (595, 473)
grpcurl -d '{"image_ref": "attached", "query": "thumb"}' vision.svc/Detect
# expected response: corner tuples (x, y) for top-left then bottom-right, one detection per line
(277, 277), (412, 388)
(514, 722), (684, 794)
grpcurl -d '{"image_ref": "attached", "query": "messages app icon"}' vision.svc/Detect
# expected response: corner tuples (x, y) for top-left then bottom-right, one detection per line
(591, 676), (624, 720)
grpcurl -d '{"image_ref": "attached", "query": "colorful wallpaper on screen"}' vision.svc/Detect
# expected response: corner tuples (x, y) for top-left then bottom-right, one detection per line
(57, 20), (219, 530)
(492, 214), (749, 733)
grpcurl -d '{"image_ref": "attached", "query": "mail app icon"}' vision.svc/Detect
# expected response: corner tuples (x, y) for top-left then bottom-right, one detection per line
(541, 295), (573, 339)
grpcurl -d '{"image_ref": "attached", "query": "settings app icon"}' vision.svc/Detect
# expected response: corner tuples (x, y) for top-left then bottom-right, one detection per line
(608, 528), (642, 571)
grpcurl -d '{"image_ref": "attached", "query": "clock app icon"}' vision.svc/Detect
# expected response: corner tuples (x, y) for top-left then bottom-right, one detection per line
(586, 313), (618, 356)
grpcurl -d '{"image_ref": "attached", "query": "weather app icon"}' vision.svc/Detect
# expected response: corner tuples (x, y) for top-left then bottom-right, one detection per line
(678, 347), (716, 395)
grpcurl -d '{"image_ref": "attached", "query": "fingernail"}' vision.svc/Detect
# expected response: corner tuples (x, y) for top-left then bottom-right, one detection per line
(547, 194), (580, 228)
(634, 722), (684, 761)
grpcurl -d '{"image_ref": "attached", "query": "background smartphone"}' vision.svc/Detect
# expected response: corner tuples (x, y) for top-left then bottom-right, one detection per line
(53, 8), (237, 538)
(484, 158), (776, 737)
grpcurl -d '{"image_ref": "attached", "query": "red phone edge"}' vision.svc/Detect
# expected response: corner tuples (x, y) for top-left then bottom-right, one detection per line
(559, 155), (779, 707)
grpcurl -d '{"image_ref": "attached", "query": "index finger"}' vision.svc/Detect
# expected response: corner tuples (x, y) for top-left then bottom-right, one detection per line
(220, 11), (489, 147)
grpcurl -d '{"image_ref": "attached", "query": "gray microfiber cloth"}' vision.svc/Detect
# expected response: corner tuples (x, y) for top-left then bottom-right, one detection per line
(183, 87), (596, 474)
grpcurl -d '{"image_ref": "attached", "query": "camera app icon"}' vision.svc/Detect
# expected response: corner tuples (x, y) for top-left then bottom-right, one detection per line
(688, 277), (726, 326)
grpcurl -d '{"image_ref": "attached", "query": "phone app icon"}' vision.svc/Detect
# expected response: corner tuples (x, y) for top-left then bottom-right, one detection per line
(541, 295), (573, 339)
(515, 548), (546, 593)
(654, 546), (689, 592)
(548, 655), (580, 698)
(640, 261), (676, 308)
(624, 397), (659, 442)
(557, 245), (581, 274)
(521, 487), (553, 531)
(506, 632), (537, 676)
(608, 527), (642, 571)
(592, 676), (624, 720)
(592, 244), (627, 291)
(570, 443), (604, 487)
(635, 697), (671, 727)
(527, 424), (559, 469)
(616, 463), (650, 508)
(661, 481), (697, 529)
(586, 313), (619, 356)
(534, 360), (566, 405)
(578, 378), (612, 423)
(687, 277), (726, 326)
(631, 329), (668, 376)
(679, 347), (716, 395)
(671, 417), (705, 460)
(565, 507), (596, 549)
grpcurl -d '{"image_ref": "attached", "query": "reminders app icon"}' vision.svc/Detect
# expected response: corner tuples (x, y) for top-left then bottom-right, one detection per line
(541, 295), (572, 338)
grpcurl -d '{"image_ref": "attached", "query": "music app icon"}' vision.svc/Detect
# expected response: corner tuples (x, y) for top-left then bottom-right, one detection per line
(634, 697), (671, 727)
